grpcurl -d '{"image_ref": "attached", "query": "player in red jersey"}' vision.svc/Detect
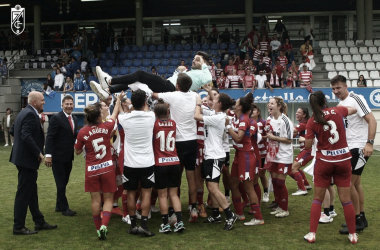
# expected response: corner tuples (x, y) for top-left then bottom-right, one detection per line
(289, 108), (313, 196)
(250, 104), (269, 203)
(74, 92), (125, 240)
(226, 93), (264, 225)
(153, 100), (185, 233)
(304, 90), (358, 244)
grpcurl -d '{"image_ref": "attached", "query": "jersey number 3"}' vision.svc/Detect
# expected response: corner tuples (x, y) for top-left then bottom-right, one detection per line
(156, 131), (175, 152)
(323, 120), (339, 144)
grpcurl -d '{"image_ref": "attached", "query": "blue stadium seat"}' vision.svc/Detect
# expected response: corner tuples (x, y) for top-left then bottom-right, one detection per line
(129, 67), (138, 74)
(168, 66), (176, 73)
(219, 43), (227, 50)
(123, 46), (130, 52)
(210, 50), (218, 56)
(169, 59), (179, 66)
(148, 45), (156, 52)
(228, 49), (236, 54)
(145, 52), (154, 59)
(100, 60), (107, 68)
(181, 51), (190, 58)
(106, 60), (114, 68)
(119, 67), (129, 75)
(172, 51), (181, 59)
(154, 52), (163, 59)
(210, 43), (218, 50)
(166, 45), (174, 51)
(136, 52), (144, 59)
(183, 44), (192, 51)
(166, 73), (173, 78)
(90, 58), (98, 67)
(157, 45), (165, 52)
(140, 66), (149, 72)
(123, 59), (133, 67)
(175, 45), (183, 51)
(133, 59), (142, 67)
(161, 59), (170, 66)
(140, 45), (148, 52)
(229, 43), (237, 50)
(107, 53), (115, 60)
(142, 59), (151, 67)
(110, 67), (119, 76)
(88, 76), (99, 83)
(190, 51), (197, 58)
(131, 46), (139, 52)
(106, 47), (112, 53)
(151, 59), (160, 66)
(100, 53), (108, 60)
(127, 52), (135, 60)
(193, 44), (201, 51)
(158, 67), (167, 75)
(119, 53), (127, 60)
(212, 58), (218, 65)
(201, 44), (210, 50)
(102, 67), (110, 74)
(163, 51), (172, 59)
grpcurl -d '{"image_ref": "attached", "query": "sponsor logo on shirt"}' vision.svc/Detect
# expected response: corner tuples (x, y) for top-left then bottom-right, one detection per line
(88, 160), (113, 171)
(158, 156), (180, 164)
(321, 147), (349, 156)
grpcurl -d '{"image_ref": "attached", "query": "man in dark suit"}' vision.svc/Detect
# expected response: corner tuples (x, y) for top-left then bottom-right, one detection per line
(45, 95), (77, 216)
(10, 91), (57, 235)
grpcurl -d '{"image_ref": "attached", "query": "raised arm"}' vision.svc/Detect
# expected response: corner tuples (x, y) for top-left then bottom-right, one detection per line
(110, 91), (126, 121)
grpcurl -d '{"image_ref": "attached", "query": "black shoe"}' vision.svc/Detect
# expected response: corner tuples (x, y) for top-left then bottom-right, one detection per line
(13, 227), (38, 235)
(223, 213), (237, 231)
(267, 201), (278, 209)
(361, 215), (368, 228)
(138, 226), (155, 237)
(35, 222), (58, 231)
(127, 226), (139, 235)
(203, 215), (222, 223)
(339, 223), (365, 234)
(55, 208), (65, 212)
(62, 209), (77, 216)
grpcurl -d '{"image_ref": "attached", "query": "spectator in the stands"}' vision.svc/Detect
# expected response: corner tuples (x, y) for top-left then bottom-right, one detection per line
(259, 51), (271, 69)
(51, 65), (57, 80)
(298, 21), (314, 41)
(259, 16), (270, 38)
(198, 24), (207, 44)
(286, 70), (297, 88)
(242, 68), (255, 92)
(208, 59), (217, 86)
(64, 76), (73, 92)
(54, 68), (65, 91)
(112, 37), (120, 65)
(281, 38), (294, 64)
(220, 48), (229, 62)
(282, 30), (290, 43)
(270, 34), (281, 65)
(252, 44), (262, 67)
(211, 24), (219, 43)
(277, 51), (288, 68)
(288, 61), (299, 87)
(245, 59), (257, 73)
(225, 59), (237, 76)
(71, 45), (81, 61)
(80, 60), (88, 74)
(273, 59), (285, 85)
(259, 35), (270, 53)
(63, 43), (72, 54)
(239, 36), (252, 60)
(189, 27), (198, 43)
(151, 66), (158, 75)
(215, 62), (223, 79)
(257, 62), (272, 80)
(73, 72), (86, 91)
(2, 108), (14, 147)
(237, 64), (246, 79)
(221, 28), (232, 43)
(88, 35), (100, 59)
(46, 74), (54, 89)
(234, 55), (244, 68)
(54, 30), (62, 48)
(234, 29), (241, 45)
(255, 70), (269, 89)
(298, 64), (313, 88)
(268, 68), (283, 91)
(298, 56), (311, 71)
(72, 31), (83, 50)
(226, 69), (240, 88)
(247, 27), (260, 47)
(220, 54), (229, 70)
(301, 40), (315, 70)
(217, 71), (227, 89)
(243, 54), (250, 65)
(60, 52), (70, 65)
(273, 19), (286, 40)
(180, 60), (188, 70)
(69, 57), (81, 77)
(81, 28), (89, 56)
(59, 62), (66, 75)
(357, 75), (367, 87)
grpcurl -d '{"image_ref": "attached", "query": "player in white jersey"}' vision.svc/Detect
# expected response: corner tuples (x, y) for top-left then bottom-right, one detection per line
(330, 75), (377, 233)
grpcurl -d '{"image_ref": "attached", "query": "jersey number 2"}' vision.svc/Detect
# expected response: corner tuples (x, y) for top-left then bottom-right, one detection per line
(323, 120), (339, 144)
(92, 138), (106, 159)
(156, 131), (175, 152)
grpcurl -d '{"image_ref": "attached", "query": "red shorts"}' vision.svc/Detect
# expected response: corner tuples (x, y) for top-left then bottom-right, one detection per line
(269, 162), (291, 174)
(231, 150), (256, 180)
(196, 143), (205, 167)
(295, 150), (313, 167)
(314, 159), (351, 188)
(85, 170), (117, 193)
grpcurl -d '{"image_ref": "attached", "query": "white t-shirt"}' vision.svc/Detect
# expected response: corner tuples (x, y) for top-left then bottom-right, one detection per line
(118, 111), (155, 168)
(302, 24), (312, 37)
(270, 40), (281, 51)
(256, 75), (267, 89)
(158, 91), (197, 142)
(339, 92), (371, 149)
(54, 74), (64, 88)
(269, 113), (293, 164)
(202, 110), (226, 160)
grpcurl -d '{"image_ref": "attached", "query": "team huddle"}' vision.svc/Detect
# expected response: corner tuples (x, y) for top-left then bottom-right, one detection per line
(74, 52), (375, 244)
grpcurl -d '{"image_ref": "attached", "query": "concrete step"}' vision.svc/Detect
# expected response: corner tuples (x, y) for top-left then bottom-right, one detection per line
(0, 85), (21, 95)
(0, 94), (21, 103)
(9, 69), (52, 78)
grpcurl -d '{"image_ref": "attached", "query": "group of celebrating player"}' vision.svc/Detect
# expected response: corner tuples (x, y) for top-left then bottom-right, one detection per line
(73, 51), (375, 245)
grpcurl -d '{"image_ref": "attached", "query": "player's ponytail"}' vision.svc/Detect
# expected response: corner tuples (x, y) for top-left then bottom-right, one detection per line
(84, 104), (101, 125)
(154, 99), (168, 119)
(309, 90), (328, 125)
(240, 92), (254, 113)
(218, 93), (234, 112)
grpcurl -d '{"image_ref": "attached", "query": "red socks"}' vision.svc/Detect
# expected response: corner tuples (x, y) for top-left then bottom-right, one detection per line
(277, 179), (288, 211)
(272, 178), (279, 204)
(342, 201), (356, 234)
(309, 199), (322, 233)
(299, 170), (310, 186)
(93, 214), (101, 230)
(254, 184), (262, 205)
(197, 189), (204, 205)
(232, 196), (243, 216)
(102, 211), (111, 226)
(238, 182), (249, 203)
(292, 171), (306, 191)
(113, 185), (123, 200)
(122, 193), (128, 217)
(249, 203), (263, 220)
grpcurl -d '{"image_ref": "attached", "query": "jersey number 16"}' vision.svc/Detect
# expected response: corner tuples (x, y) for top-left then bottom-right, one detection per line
(156, 131), (175, 152)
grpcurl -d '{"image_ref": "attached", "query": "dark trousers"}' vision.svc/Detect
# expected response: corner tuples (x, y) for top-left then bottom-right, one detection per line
(52, 161), (73, 211)
(14, 166), (45, 230)
(109, 70), (176, 94)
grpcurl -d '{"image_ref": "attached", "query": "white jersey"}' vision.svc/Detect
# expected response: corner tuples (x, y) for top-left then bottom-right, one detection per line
(118, 111), (155, 168)
(202, 110), (227, 160)
(339, 92), (371, 149)
(268, 113), (293, 164)
(158, 91), (197, 142)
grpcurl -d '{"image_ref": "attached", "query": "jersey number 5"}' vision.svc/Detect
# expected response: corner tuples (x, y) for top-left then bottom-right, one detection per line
(323, 120), (339, 144)
(156, 131), (175, 152)
(92, 137), (106, 159)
